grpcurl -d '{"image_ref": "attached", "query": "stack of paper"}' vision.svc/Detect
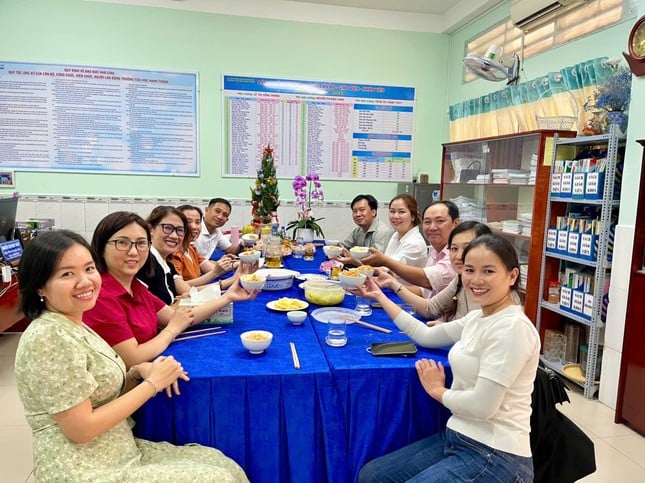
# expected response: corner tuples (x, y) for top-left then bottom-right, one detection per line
(450, 195), (486, 223)
(501, 219), (522, 234)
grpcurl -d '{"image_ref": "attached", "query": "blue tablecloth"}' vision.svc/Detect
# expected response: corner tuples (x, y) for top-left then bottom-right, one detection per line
(135, 250), (451, 483)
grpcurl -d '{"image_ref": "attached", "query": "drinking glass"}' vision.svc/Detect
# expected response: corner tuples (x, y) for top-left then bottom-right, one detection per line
(326, 317), (347, 347)
(399, 303), (416, 317)
(355, 295), (372, 316)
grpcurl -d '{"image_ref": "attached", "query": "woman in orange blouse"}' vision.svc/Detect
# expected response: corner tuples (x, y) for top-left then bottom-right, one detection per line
(170, 204), (237, 287)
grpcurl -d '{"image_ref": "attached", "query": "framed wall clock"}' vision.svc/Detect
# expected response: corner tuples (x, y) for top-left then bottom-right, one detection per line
(623, 15), (645, 76)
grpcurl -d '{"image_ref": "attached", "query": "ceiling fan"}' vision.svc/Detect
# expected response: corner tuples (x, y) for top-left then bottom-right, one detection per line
(463, 45), (520, 85)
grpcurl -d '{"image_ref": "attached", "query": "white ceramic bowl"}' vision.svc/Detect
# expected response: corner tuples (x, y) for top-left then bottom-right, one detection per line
(240, 273), (266, 291)
(239, 249), (261, 265)
(241, 233), (259, 247)
(255, 268), (298, 291)
(240, 330), (273, 354)
(323, 245), (343, 259)
(349, 246), (370, 260)
(287, 310), (307, 325)
(339, 271), (367, 288)
(356, 265), (375, 277)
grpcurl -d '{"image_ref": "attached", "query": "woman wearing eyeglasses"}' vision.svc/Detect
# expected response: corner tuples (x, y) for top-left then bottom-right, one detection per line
(84, 211), (257, 368)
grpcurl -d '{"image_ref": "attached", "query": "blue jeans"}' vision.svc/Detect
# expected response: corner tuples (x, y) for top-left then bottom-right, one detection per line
(358, 428), (534, 482)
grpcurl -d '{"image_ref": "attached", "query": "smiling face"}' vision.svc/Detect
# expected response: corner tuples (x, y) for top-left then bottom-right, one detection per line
(104, 222), (150, 286)
(204, 202), (231, 231)
(388, 199), (414, 236)
(352, 199), (377, 231)
(461, 245), (519, 316)
(182, 208), (202, 242)
(150, 213), (185, 258)
(422, 203), (458, 251)
(39, 243), (101, 323)
(449, 230), (478, 274)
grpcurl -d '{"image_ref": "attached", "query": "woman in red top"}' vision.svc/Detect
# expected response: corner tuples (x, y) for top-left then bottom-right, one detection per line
(84, 211), (256, 368)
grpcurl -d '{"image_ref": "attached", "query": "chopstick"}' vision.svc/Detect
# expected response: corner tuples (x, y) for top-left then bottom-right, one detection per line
(290, 342), (301, 370)
(341, 316), (392, 334)
(178, 326), (222, 335)
(174, 330), (227, 342)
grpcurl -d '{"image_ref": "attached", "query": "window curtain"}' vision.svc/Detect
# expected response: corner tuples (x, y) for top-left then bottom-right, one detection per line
(449, 57), (614, 141)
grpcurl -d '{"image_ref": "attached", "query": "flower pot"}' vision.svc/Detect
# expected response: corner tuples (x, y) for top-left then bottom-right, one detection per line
(295, 228), (315, 243)
(605, 110), (628, 137)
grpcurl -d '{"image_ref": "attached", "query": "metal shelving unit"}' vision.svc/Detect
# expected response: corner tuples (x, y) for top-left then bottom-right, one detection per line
(536, 125), (624, 399)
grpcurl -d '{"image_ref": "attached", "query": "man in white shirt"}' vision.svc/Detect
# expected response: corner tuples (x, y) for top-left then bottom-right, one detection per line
(365, 200), (460, 297)
(195, 198), (241, 259)
(342, 194), (393, 251)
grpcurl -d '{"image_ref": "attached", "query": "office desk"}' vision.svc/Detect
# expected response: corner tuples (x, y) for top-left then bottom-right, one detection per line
(136, 252), (451, 483)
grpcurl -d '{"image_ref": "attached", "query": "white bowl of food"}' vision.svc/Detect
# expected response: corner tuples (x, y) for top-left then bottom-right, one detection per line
(349, 246), (370, 260)
(239, 249), (261, 265)
(240, 330), (273, 354)
(287, 310), (308, 325)
(241, 233), (259, 247)
(339, 269), (367, 288)
(356, 264), (375, 277)
(255, 268), (299, 291)
(240, 273), (266, 291)
(323, 245), (343, 259)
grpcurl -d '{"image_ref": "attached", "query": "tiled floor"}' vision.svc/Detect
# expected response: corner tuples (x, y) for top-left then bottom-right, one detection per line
(2, 332), (645, 482)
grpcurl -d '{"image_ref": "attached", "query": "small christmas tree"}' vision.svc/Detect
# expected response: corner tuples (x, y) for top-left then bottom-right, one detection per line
(250, 144), (280, 225)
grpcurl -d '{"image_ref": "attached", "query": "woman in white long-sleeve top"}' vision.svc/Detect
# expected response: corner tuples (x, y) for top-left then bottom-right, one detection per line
(356, 234), (540, 483)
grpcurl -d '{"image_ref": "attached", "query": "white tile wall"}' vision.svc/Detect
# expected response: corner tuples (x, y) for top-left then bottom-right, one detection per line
(14, 195), (390, 243)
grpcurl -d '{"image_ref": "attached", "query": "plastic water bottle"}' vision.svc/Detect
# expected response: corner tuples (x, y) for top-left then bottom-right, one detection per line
(280, 225), (287, 240)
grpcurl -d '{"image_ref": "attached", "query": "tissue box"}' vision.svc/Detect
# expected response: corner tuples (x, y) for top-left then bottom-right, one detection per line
(179, 298), (234, 324)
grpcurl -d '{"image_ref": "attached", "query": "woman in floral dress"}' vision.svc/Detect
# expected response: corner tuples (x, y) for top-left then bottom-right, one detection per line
(14, 230), (248, 483)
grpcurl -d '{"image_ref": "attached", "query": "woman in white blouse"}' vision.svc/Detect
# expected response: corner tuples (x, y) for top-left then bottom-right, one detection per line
(382, 193), (428, 269)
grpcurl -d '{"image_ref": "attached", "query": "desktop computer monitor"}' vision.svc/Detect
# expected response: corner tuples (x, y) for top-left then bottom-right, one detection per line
(0, 196), (18, 243)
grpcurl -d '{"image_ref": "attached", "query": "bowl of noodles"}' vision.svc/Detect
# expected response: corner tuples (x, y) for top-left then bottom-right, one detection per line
(339, 269), (367, 288)
(240, 330), (273, 354)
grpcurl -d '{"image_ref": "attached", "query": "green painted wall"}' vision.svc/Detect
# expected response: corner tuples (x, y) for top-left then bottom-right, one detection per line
(0, 0), (448, 202)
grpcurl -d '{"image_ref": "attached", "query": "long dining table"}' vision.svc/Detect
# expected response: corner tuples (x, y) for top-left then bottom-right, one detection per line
(134, 248), (452, 483)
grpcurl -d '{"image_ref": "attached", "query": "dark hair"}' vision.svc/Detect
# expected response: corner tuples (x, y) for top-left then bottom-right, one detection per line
(207, 198), (231, 212)
(177, 204), (203, 250)
(18, 230), (95, 320)
(351, 194), (378, 211)
(91, 211), (153, 275)
(147, 205), (188, 234)
(177, 204), (203, 220)
(423, 200), (460, 221)
(443, 221), (492, 320)
(462, 234), (521, 291)
(388, 194), (421, 227)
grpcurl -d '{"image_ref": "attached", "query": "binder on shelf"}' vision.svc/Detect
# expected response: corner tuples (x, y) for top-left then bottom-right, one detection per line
(567, 231), (580, 256)
(557, 229), (568, 253)
(579, 233), (597, 261)
(546, 228), (557, 251)
(560, 172), (573, 196)
(550, 173), (562, 195)
(583, 293), (594, 319)
(560, 286), (572, 310)
(585, 172), (604, 199)
(572, 172), (586, 199)
(571, 290), (586, 317)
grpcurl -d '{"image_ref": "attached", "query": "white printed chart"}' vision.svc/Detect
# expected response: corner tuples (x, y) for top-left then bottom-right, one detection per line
(223, 76), (415, 182)
(0, 61), (198, 175)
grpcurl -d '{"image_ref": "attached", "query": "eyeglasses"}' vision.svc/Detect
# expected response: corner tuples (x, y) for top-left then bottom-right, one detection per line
(108, 239), (151, 252)
(158, 223), (186, 237)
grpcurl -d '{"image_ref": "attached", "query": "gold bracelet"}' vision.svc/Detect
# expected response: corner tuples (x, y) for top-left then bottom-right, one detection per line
(143, 378), (158, 395)
(161, 328), (176, 340)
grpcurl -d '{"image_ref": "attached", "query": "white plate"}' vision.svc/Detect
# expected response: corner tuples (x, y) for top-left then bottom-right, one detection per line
(311, 307), (360, 323)
(266, 299), (309, 312)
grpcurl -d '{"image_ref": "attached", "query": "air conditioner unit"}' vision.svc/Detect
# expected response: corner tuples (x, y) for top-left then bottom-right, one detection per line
(511, 0), (588, 30)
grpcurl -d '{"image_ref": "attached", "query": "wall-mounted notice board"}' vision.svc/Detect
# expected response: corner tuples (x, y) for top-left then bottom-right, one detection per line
(222, 75), (415, 182)
(0, 61), (198, 176)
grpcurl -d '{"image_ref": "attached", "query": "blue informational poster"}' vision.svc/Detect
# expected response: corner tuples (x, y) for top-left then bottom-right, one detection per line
(223, 75), (415, 182)
(0, 61), (198, 176)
